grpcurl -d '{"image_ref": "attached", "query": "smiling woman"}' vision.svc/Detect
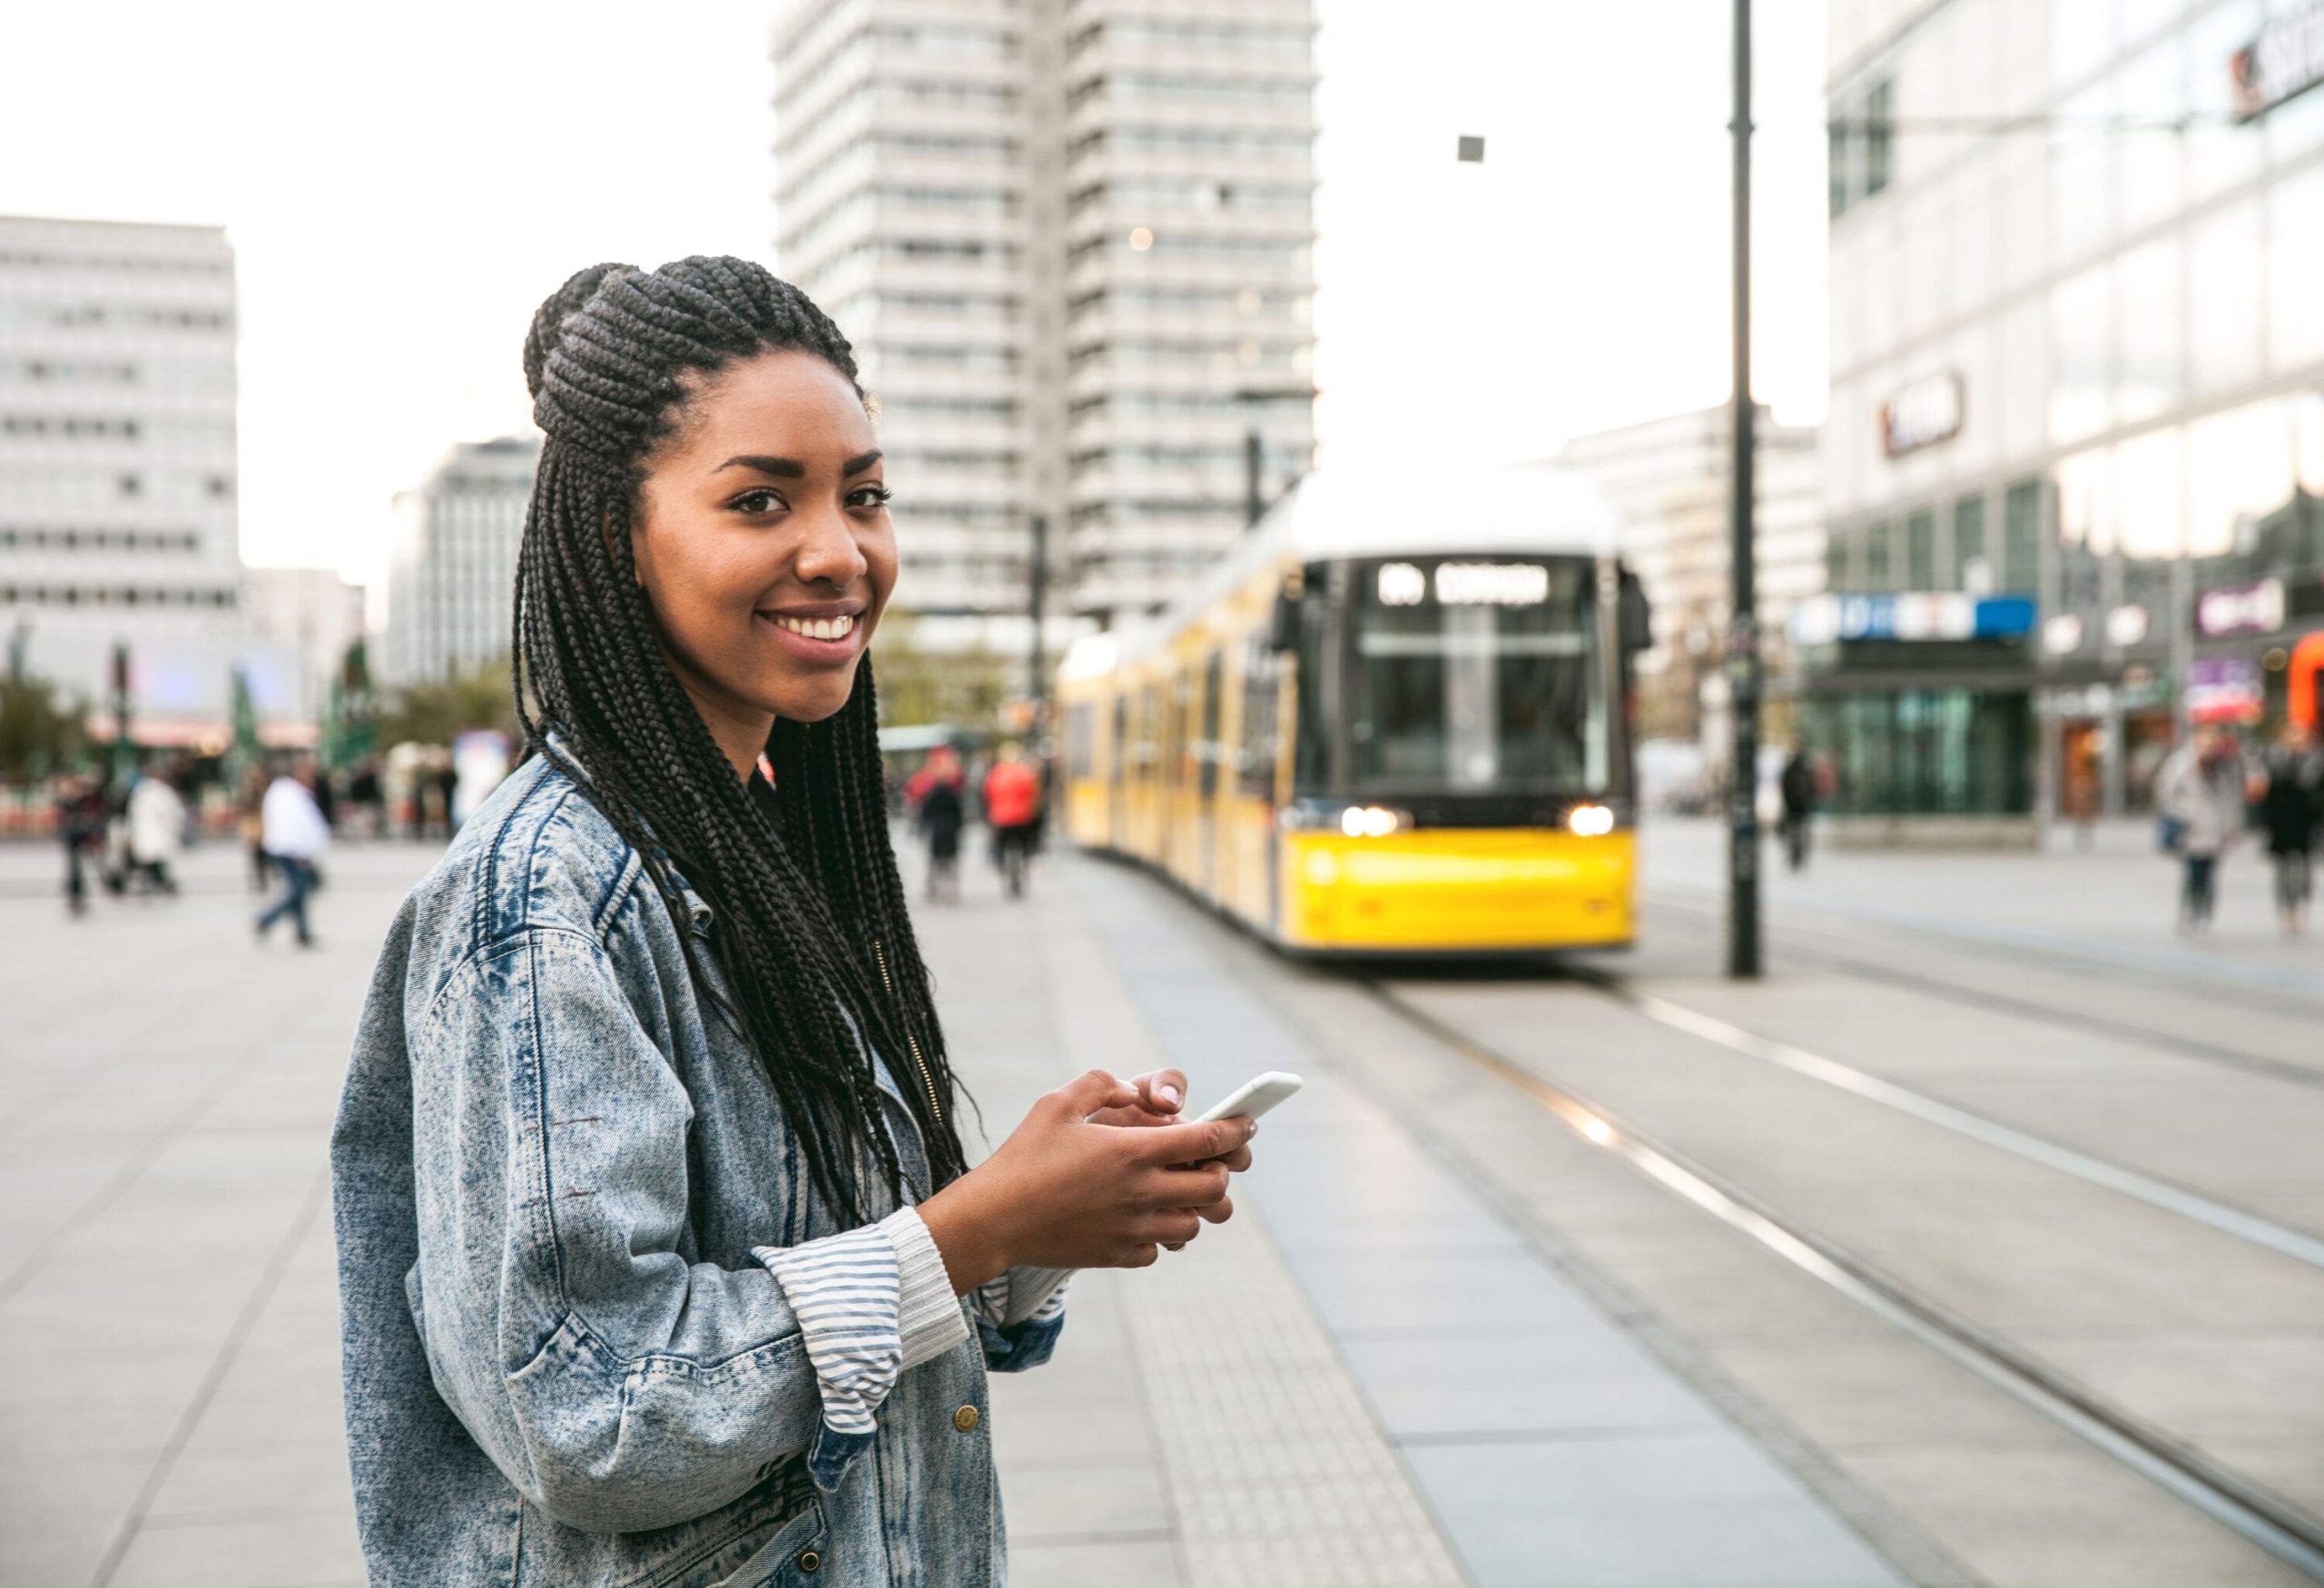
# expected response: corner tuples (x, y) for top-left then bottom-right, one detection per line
(329, 256), (1260, 1588)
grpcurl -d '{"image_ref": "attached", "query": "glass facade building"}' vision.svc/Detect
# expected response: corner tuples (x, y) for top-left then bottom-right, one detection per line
(1823, 0), (2324, 829)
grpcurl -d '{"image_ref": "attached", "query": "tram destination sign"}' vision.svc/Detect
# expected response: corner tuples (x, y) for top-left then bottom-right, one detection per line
(2232, 0), (2324, 122)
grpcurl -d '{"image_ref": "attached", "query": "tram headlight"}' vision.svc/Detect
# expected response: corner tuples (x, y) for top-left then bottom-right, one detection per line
(1338, 804), (1409, 838)
(1567, 803), (1616, 837)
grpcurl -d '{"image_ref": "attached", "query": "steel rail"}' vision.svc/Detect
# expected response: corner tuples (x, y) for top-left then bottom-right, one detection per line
(1361, 981), (2324, 1582)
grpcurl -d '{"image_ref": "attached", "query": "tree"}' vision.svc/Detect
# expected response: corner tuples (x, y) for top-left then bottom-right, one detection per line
(871, 612), (1013, 730)
(379, 656), (517, 750)
(0, 671), (86, 784)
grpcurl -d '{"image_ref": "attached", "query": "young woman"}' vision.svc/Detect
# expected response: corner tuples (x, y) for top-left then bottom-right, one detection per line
(332, 258), (1259, 1588)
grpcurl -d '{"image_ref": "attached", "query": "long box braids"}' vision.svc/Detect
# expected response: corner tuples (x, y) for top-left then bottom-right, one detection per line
(510, 257), (970, 1223)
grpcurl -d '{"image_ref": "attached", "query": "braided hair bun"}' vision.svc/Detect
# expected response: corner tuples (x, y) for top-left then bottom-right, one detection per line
(521, 262), (635, 404)
(508, 256), (964, 1217)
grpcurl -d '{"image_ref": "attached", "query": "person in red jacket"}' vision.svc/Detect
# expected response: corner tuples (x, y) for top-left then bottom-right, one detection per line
(982, 741), (1042, 898)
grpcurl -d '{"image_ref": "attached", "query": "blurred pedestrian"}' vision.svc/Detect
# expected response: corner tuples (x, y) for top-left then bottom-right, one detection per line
(917, 745), (967, 902)
(55, 774), (102, 915)
(983, 739), (1041, 898)
(126, 760), (186, 895)
(2155, 727), (2247, 933)
(255, 755), (329, 948)
(238, 764), (273, 892)
(2260, 723), (2323, 939)
(1778, 742), (1817, 873)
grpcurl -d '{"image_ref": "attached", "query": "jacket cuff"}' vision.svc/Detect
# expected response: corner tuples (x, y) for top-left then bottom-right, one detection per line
(882, 1208), (971, 1371)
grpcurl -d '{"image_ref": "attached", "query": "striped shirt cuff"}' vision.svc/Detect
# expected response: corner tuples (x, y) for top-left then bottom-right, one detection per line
(754, 1222), (911, 1488)
(972, 1265), (1073, 1329)
(885, 1208), (971, 1371)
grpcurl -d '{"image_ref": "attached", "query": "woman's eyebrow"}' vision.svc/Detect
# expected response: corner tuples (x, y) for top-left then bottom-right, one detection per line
(842, 449), (883, 477)
(715, 454), (806, 478)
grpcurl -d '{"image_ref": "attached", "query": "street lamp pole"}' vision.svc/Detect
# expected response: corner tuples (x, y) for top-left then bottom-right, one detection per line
(1727, 0), (1763, 980)
(1027, 512), (1049, 719)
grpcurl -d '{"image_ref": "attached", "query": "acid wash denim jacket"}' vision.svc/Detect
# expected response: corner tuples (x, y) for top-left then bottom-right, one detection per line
(331, 754), (1066, 1588)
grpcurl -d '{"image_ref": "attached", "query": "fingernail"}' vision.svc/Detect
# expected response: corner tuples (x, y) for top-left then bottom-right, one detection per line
(1246, 1119), (1259, 1138)
(1157, 1084), (1182, 1109)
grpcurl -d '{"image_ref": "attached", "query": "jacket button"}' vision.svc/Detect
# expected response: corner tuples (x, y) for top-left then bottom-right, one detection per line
(797, 1548), (822, 1573)
(953, 1404), (980, 1433)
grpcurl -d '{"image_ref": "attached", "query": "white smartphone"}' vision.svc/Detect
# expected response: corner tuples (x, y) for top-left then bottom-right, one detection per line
(1194, 1070), (1304, 1124)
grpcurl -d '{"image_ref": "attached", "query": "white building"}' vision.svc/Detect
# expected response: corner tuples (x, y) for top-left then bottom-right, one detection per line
(240, 565), (367, 725)
(1823, 0), (2324, 825)
(385, 435), (537, 686)
(771, 0), (1317, 633)
(0, 214), (244, 745)
(1559, 405), (1823, 744)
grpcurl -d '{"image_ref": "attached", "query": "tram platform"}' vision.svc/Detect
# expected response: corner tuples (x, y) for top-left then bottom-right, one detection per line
(935, 845), (1914, 1588)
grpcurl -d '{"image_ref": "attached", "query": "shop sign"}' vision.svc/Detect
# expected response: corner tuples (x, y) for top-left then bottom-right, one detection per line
(2231, 0), (2324, 123)
(2187, 656), (2264, 724)
(1878, 371), (1965, 458)
(2194, 577), (2286, 637)
(1792, 592), (2034, 644)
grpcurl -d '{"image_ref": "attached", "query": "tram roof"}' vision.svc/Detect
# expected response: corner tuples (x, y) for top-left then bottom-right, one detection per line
(1060, 462), (1626, 680)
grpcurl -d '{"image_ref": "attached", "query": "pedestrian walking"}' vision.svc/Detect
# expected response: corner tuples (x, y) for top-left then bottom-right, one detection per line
(1778, 742), (1817, 873)
(238, 764), (273, 892)
(55, 774), (102, 915)
(983, 740), (1042, 898)
(2155, 727), (2248, 933)
(125, 762), (186, 895)
(254, 755), (330, 947)
(2260, 724), (2323, 938)
(330, 260), (1260, 1588)
(916, 744), (967, 902)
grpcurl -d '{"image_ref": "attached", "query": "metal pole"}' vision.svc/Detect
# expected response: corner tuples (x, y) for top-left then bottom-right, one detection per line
(1027, 512), (1049, 715)
(1727, 0), (1762, 980)
(1244, 428), (1265, 529)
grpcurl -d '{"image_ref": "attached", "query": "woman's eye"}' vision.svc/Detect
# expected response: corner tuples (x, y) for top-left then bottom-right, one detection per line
(729, 488), (787, 515)
(848, 485), (894, 511)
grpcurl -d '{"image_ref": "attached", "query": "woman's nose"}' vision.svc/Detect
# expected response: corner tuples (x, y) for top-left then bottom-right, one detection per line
(793, 506), (869, 588)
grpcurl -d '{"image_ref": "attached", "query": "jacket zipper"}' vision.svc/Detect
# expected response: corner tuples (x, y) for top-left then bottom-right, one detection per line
(871, 936), (943, 1129)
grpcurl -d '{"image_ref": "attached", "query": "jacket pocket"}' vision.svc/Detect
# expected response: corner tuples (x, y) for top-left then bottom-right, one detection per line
(617, 1465), (821, 1588)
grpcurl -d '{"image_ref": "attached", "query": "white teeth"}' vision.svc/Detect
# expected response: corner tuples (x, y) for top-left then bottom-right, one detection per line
(773, 613), (853, 640)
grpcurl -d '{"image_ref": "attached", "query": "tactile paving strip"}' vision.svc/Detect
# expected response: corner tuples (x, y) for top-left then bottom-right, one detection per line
(1119, 1214), (1470, 1587)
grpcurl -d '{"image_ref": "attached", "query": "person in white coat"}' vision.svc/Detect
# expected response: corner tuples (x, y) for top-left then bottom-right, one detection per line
(125, 764), (187, 895)
(255, 755), (330, 947)
(2155, 727), (2250, 932)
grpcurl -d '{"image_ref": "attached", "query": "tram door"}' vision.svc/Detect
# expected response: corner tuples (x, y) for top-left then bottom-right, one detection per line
(1197, 649), (1223, 898)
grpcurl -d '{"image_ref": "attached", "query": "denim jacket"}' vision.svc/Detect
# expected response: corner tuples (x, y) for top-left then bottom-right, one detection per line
(331, 754), (1065, 1587)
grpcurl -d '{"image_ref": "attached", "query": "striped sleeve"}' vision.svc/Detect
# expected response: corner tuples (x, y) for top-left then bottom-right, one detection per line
(753, 1208), (965, 1492)
(972, 1265), (1073, 1329)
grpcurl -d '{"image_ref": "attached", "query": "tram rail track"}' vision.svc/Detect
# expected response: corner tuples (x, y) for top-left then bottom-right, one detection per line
(1646, 884), (2324, 1094)
(1354, 974), (2324, 1583)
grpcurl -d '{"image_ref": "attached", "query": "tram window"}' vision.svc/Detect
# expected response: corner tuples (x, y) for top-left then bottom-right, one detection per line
(1240, 632), (1279, 799)
(1348, 557), (1608, 795)
(1065, 702), (1096, 779)
(1198, 650), (1224, 797)
(1292, 578), (1331, 794)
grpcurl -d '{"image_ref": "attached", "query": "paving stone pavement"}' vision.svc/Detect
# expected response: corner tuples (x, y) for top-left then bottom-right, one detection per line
(2, 827), (1934, 1587)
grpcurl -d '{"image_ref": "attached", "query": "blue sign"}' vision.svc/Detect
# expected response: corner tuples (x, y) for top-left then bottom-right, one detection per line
(1795, 592), (2036, 644)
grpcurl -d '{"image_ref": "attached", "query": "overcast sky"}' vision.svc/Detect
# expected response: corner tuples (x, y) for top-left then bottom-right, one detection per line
(0, 1), (1828, 592)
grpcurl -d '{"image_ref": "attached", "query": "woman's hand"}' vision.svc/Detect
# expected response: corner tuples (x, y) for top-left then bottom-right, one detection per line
(916, 1070), (1259, 1292)
(1085, 1068), (1253, 1248)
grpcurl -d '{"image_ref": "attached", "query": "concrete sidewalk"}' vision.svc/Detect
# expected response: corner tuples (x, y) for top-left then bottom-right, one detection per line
(1, 833), (1922, 1587)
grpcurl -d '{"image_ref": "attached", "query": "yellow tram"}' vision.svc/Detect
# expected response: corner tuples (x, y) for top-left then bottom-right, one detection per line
(1056, 463), (1650, 955)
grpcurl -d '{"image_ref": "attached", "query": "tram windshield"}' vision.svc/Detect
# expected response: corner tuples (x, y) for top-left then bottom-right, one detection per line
(1347, 555), (1609, 796)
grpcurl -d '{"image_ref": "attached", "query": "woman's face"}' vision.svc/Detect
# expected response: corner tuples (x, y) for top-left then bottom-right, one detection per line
(632, 349), (895, 733)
